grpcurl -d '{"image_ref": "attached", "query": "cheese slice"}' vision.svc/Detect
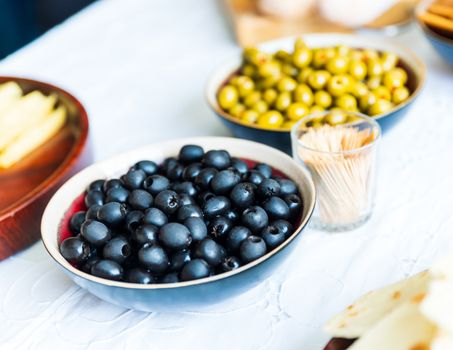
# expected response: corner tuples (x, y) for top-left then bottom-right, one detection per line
(0, 91), (56, 151)
(0, 106), (66, 168)
(0, 81), (22, 115)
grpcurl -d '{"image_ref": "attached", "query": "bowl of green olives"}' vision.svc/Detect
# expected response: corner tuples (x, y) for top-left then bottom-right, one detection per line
(206, 33), (425, 154)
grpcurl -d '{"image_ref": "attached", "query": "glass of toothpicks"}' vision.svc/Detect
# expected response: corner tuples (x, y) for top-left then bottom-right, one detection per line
(291, 111), (381, 232)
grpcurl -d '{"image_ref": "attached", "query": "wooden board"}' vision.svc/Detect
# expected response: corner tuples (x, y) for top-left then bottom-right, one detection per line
(225, 0), (420, 46)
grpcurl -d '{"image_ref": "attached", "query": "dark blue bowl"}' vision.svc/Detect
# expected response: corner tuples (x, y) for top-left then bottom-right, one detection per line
(206, 34), (426, 155)
(41, 137), (316, 312)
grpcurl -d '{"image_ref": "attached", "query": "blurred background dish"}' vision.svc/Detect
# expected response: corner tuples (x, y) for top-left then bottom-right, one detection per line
(206, 33), (425, 154)
(225, 0), (419, 46)
(0, 76), (90, 260)
(416, 0), (453, 65)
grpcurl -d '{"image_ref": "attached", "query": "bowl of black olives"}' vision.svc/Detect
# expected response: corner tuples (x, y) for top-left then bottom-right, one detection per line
(41, 137), (315, 311)
(206, 33), (425, 154)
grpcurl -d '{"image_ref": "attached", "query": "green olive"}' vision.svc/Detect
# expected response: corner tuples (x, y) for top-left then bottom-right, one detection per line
(350, 81), (368, 99)
(258, 60), (281, 78)
(236, 76), (255, 97)
(259, 76), (279, 89)
(229, 76), (240, 86)
(336, 45), (351, 56)
(252, 100), (268, 114)
(310, 105), (325, 114)
(372, 86), (391, 101)
(293, 84), (314, 106)
(282, 120), (297, 129)
(335, 94), (358, 111)
(359, 92), (378, 112)
(327, 75), (350, 97)
(277, 76), (297, 92)
(383, 68), (408, 90)
(312, 48), (335, 68)
(275, 92), (292, 111)
(282, 63), (298, 77)
(325, 109), (348, 125)
(294, 37), (307, 50)
(347, 114), (363, 123)
(367, 59), (383, 77)
(297, 67), (314, 84)
(293, 47), (313, 68)
(368, 99), (394, 116)
(392, 86), (410, 104)
(275, 49), (292, 63)
(381, 52), (398, 72)
(310, 121), (324, 128)
(244, 91), (261, 108)
(350, 50), (364, 61)
(257, 110), (284, 128)
(286, 102), (310, 121)
(241, 109), (259, 124)
(308, 70), (331, 90)
(243, 47), (259, 63)
(229, 103), (246, 118)
(362, 49), (379, 61)
(314, 90), (332, 108)
(367, 76), (382, 90)
(326, 56), (349, 75)
(263, 88), (278, 105)
(349, 60), (367, 80)
(241, 64), (256, 78)
(244, 47), (270, 66)
(218, 85), (239, 109)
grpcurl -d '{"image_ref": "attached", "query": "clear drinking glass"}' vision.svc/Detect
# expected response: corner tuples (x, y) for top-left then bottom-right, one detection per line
(291, 111), (381, 232)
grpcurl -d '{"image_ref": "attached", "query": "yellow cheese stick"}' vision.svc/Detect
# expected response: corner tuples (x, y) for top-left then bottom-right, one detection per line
(0, 91), (56, 151)
(0, 106), (66, 168)
(0, 82), (22, 115)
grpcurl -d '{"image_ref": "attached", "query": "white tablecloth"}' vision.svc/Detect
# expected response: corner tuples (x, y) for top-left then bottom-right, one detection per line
(1, 1), (453, 349)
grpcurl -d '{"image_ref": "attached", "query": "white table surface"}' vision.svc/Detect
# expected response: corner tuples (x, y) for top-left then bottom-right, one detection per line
(1, 1), (453, 349)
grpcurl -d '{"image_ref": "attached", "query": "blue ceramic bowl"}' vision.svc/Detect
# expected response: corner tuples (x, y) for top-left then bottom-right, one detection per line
(206, 34), (426, 154)
(416, 1), (453, 65)
(41, 137), (316, 312)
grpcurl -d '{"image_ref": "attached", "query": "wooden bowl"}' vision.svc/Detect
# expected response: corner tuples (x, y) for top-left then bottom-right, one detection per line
(0, 76), (91, 261)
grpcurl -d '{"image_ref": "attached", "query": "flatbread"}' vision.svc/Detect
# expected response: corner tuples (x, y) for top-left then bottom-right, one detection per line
(324, 271), (431, 338)
(421, 254), (453, 337)
(348, 302), (436, 350)
(431, 331), (453, 350)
